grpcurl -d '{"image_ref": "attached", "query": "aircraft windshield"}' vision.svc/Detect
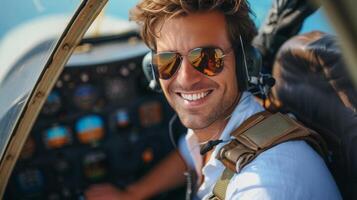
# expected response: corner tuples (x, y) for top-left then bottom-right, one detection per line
(0, 0), (333, 163)
(0, 0), (81, 160)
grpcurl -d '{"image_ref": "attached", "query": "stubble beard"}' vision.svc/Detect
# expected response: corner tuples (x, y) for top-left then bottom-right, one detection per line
(174, 94), (237, 131)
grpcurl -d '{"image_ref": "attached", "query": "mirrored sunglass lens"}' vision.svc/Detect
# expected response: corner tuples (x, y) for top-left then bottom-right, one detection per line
(154, 52), (180, 79)
(188, 48), (224, 76)
(188, 48), (203, 67)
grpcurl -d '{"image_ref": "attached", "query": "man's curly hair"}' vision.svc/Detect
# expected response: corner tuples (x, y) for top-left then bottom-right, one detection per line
(130, 0), (257, 50)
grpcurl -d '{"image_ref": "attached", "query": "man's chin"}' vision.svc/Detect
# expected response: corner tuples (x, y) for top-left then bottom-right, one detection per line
(179, 116), (213, 130)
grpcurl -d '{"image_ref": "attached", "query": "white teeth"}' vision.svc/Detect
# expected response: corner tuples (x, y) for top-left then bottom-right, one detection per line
(181, 92), (209, 101)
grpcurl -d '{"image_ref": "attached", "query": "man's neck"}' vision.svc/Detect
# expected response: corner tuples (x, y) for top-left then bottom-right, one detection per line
(193, 118), (229, 143)
(193, 92), (241, 143)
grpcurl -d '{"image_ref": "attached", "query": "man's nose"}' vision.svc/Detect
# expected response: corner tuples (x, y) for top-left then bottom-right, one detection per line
(175, 57), (203, 86)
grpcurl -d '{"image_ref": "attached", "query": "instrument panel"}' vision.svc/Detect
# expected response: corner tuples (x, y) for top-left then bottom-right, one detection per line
(5, 33), (185, 200)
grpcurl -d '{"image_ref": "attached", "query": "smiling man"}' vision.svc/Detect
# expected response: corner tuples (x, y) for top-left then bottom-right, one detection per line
(156, 11), (239, 143)
(85, 0), (341, 199)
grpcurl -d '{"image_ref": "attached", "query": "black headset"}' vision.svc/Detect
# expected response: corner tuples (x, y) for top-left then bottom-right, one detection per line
(142, 36), (274, 95)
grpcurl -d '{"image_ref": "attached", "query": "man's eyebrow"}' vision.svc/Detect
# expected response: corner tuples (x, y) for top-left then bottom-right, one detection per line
(156, 49), (177, 53)
(157, 45), (222, 53)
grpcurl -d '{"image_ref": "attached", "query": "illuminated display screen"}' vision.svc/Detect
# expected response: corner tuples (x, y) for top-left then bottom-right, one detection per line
(44, 126), (71, 149)
(75, 115), (104, 144)
(82, 151), (108, 181)
(41, 91), (61, 115)
(116, 109), (130, 128)
(139, 101), (163, 127)
(73, 85), (98, 110)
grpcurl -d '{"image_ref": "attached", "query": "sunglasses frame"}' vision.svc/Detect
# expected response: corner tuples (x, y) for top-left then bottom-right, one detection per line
(152, 46), (233, 80)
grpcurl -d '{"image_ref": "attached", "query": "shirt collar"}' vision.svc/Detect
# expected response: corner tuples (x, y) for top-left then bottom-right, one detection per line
(185, 91), (264, 173)
(218, 91), (265, 142)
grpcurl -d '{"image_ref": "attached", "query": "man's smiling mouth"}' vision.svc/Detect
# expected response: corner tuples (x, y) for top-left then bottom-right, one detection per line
(178, 91), (212, 101)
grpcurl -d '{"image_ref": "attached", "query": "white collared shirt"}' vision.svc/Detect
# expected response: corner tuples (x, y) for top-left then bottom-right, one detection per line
(179, 92), (341, 199)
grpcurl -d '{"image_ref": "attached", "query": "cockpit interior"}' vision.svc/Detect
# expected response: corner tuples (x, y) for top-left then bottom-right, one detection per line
(4, 32), (186, 200)
(1, 0), (357, 199)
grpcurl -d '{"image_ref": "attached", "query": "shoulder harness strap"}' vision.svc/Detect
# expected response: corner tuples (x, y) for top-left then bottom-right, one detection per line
(210, 111), (327, 200)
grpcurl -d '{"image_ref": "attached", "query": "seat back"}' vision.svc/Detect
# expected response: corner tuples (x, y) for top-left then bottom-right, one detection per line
(268, 31), (357, 199)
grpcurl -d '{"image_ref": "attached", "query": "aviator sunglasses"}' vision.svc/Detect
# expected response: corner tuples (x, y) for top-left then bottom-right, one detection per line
(152, 46), (232, 80)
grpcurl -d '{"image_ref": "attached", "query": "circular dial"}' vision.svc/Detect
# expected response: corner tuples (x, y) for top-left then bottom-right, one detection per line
(75, 115), (105, 144)
(104, 78), (130, 102)
(43, 125), (72, 149)
(73, 84), (98, 110)
(16, 168), (44, 195)
(41, 91), (61, 115)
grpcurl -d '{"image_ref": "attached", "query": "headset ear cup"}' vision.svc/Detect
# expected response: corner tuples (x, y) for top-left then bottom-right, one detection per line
(246, 46), (262, 80)
(142, 51), (162, 92)
(142, 52), (154, 82)
(235, 47), (248, 92)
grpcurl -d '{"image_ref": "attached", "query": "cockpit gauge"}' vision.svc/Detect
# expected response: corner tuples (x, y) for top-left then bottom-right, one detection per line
(15, 168), (44, 196)
(104, 78), (131, 102)
(141, 147), (154, 164)
(43, 126), (72, 149)
(73, 84), (98, 110)
(41, 91), (62, 115)
(119, 66), (130, 77)
(75, 115), (105, 144)
(115, 109), (130, 128)
(80, 73), (89, 82)
(63, 73), (71, 82)
(19, 136), (36, 160)
(82, 151), (108, 182)
(139, 101), (163, 127)
(55, 80), (63, 88)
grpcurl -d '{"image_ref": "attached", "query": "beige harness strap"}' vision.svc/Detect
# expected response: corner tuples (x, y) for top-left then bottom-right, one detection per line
(210, 111), (327, 199)
(208, 168), (235, 200)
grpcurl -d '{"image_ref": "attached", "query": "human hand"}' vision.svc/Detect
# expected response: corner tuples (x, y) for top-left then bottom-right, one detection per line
(84, 183), (144, 200)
